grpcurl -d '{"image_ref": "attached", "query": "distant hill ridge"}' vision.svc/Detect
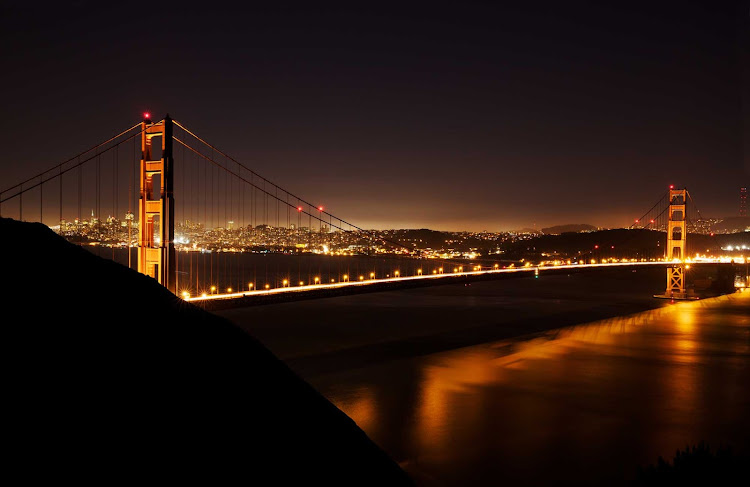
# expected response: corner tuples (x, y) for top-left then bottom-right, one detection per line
(715, 216), (750, 232)
(542, 223), (597, 234)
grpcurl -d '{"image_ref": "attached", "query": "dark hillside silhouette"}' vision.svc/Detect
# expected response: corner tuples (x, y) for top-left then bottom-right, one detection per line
(0, 218), (412, 485)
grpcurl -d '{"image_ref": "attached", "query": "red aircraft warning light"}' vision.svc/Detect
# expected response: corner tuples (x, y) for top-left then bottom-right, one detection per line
(318, 206), (324, 211)
(669, 184), (674, 189)
(143, 112), (151, 120)
(297, 206), (303, 212)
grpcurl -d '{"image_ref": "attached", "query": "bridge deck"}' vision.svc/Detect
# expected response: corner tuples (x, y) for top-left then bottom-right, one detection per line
(187, 261), (736, 310)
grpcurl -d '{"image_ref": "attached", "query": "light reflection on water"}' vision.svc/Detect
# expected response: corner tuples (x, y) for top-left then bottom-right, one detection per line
(325, 292), (750, 486)
(335, 386), (378, 434)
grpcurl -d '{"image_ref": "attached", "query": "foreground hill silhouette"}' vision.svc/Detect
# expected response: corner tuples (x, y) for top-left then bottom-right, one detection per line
(0, 218), (412, 485)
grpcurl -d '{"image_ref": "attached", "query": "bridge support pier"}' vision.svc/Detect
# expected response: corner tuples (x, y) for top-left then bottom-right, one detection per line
(665, 265), (685, 298)
(137, 115), (176, 293)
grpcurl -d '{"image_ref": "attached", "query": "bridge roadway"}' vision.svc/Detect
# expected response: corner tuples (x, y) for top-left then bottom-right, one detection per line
(186, 260), (737, 309)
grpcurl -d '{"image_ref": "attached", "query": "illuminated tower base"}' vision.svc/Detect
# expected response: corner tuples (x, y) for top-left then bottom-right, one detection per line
(665, 266), (685, 298)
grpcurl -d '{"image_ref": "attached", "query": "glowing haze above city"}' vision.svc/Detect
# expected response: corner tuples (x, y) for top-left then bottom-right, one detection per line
(0, 2), (747, 231)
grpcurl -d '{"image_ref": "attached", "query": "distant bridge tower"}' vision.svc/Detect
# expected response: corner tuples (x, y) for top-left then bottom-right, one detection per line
(664, 187), (687, 298)
(138, 114), (176, 293)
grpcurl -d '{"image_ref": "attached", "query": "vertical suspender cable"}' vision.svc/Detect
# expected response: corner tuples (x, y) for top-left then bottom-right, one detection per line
(77, 156), (82, 240)
(59, 165), (63, 229)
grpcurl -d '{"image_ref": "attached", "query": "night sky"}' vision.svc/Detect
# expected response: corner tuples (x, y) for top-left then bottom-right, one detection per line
(1, 1), (747, 231)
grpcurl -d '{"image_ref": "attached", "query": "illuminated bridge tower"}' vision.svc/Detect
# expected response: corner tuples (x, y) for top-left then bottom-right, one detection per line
(138, 114), (176, 293)
(664, 188), (687, 298)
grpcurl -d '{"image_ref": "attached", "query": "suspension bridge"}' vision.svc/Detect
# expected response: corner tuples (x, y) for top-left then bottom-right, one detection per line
(0, 114), (739, 306)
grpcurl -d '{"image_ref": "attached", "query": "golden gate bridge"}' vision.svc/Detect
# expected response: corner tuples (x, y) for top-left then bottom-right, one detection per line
(0, 114), (737, 305)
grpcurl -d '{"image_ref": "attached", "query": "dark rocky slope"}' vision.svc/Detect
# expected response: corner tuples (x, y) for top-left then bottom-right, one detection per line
(0, 218), (412, 485)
